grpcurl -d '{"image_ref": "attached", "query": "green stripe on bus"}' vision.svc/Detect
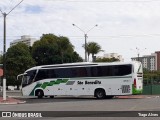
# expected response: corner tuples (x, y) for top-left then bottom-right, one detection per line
(29, 83), (42, 96)
(132, 84), (143, 94)
(29, 79), (69, 96)
(48, 81), (56, 86)
(61, 79), (69, 83)
(41, 82), (49, 89)
(40, 79), (69, 89)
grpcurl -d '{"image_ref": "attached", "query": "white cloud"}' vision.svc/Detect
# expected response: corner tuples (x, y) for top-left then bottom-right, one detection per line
(1, 0), (160, 61)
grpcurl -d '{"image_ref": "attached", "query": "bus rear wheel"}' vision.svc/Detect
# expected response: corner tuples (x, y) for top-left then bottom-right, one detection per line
(36, 90), (44, 99)
(105, 95), (114, 99)
(95, 89), (106, 99)
(50, 96), (54, 98)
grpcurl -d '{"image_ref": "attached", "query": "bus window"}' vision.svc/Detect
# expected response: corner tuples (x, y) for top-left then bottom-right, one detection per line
(22, 70), (36, 87)
(86, 67), (95, 77)
(54, 68), (72, 78)
(97, 66), (113, 76)
(35, 69), (48, 81)
(113, 65), (132, 76)
(77, 67), (87, 77)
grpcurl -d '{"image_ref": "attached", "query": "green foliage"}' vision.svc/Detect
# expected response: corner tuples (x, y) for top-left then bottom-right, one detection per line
(32, 35), (60, 65)
(32, 34), (83, 65)
(83, 42), (103, 61)
(6, 43), (35, 87)
(0, 54), (2, 64)
(95, 57), (120, 62)
(58, 36), (74, 63)
(143, 70), (160, 85)
(5, 33), (83, 86)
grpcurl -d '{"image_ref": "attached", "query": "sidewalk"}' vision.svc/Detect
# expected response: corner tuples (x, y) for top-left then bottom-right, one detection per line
(115, 95), (160, 99)
(0, 96), (26, 105)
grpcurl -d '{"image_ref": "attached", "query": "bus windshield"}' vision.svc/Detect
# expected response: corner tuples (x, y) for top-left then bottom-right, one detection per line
(21, 70), (36, 88)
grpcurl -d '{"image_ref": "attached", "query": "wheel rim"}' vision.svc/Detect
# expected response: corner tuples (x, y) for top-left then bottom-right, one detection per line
(97, 91), (104, 98)
(38, 91), (41, 96)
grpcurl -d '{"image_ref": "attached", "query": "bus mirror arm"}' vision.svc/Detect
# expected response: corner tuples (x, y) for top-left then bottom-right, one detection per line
(17, 73), (27, 81)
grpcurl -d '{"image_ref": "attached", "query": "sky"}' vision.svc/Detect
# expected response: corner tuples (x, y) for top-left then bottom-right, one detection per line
(1, 0), (160, 61)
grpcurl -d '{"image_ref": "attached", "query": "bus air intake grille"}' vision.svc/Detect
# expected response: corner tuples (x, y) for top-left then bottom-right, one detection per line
(121, 85), (130, 93)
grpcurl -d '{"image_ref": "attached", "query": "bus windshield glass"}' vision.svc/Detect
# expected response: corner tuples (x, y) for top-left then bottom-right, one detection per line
(22, 70), (36, 87)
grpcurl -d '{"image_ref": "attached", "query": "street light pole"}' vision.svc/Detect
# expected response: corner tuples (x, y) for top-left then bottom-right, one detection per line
(131, 47), (146, 61)
(84, 34), (87, 62)
(0, 0), (24, 100)
(72, 24), (98, 62)
(3, 12), (7, 100)
(136, 47), (140, 61)
(136, 47), (147, 61)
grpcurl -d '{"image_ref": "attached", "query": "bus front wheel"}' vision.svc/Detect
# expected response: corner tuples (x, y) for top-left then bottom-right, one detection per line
(95, 89), (106, 99)
(36, 90), (44, 99)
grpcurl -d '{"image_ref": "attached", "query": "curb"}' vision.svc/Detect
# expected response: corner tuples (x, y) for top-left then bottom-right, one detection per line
(115, 95), (160, 99)
(115, 95), (146, 99)
(0, 97), (26, 105)
(0, 100), (26, 105)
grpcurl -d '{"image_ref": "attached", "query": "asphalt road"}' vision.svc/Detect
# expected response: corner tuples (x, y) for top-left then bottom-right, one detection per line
(1, 91), (160, 120)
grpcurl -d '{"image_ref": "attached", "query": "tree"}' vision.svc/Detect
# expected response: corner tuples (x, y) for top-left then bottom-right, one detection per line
(32, 34), (61, 65)
(95, 57), (120, 62)
(82, 43), (91, 61)
(6, 43), (35, 89)
(32, 34), (83, 65)
(0, 53), (2, 64)
(83, 42), (103, 62)
(58, 36), (74, 63)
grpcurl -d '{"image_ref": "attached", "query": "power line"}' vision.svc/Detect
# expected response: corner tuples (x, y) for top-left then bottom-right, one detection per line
(1, 33), (160, 39)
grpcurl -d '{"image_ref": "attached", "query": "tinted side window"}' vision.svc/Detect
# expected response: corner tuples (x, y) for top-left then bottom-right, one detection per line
(54, 68), (72, 78)
(76, 67), (87, 77)
(113, 65), (132, 76)
(47, 69), (56, 78)
(34, 64), (132, 81)
(35, 69), (48, 81)
(96, 66), (113, 76)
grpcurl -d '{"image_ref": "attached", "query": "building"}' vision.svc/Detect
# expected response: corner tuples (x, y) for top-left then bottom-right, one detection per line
(98, 53), (124, 62)
(155, 51), (160, 70)
(131, 51), (160, 71)
(10, 35), (37, 47)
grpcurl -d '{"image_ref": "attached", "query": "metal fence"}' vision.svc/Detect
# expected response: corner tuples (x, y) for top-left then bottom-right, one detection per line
(143, 78), (160, 95)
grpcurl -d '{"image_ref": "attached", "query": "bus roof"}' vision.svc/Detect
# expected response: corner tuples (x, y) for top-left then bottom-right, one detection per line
(25, 61), (141, 72)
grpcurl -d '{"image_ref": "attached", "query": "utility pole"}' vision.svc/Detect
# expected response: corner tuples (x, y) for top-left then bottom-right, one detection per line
(136, 47), (140, 61)
(0, 0), (24, 100)
(72, 24), (98, 62)
(131, 47), (146, 61)
(84, 34), (87, 62)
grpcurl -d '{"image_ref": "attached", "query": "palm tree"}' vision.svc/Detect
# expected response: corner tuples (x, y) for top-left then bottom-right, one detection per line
(83, 42), (103, 62)
(82, 43), (91, 61)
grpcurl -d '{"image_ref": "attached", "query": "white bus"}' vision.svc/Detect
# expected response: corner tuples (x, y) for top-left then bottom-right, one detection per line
(17, 61), (143, 99)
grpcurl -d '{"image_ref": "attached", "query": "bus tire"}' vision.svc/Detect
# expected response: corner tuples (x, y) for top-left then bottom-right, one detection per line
(105, 95), (114, 99)
(95, 89), (106, 99)
(35, 90), (44, 99)
(50, 96), (54, 98)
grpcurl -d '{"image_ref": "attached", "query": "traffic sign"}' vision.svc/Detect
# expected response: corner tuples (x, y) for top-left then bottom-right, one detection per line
(0, 68), (3, 77)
